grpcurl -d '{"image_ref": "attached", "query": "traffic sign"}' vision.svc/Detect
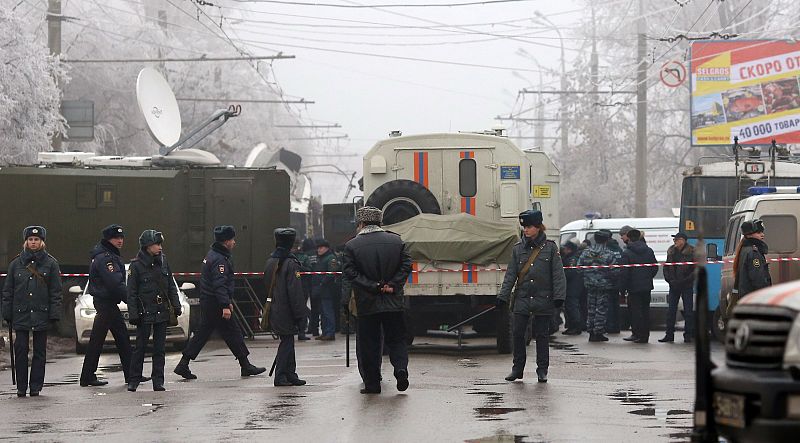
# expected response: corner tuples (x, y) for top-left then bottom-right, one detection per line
(660, 61), (687, 88)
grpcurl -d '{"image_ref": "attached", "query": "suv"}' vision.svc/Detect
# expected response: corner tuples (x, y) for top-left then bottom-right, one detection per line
(712, 280), (800, 441)
(71, 268), (193, 354)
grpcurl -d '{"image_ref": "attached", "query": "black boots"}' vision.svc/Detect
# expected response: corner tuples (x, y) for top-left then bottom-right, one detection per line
(504, 370), (523, 381)
(395, 369), (409, 392)
(589, 334), (609, 342)
(536, 369), (548, 383)
(80, 379), (108, 387)
(174, 356), (197, 380)
(240, 357), (267, 377)
(658, 335), (674, 343)
(127, 382), (138, 392)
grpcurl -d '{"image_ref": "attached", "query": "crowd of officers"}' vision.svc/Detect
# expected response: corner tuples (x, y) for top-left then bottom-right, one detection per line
(1, 211), (774, 397)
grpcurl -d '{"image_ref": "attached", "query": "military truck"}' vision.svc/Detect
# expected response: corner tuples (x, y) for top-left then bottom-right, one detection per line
(362, 130), (560, 352)
(0, 152), (290, 338)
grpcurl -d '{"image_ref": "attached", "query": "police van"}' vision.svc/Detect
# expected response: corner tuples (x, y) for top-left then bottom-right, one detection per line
(559, 216), (680, 327)
(361, 130), (560, 352)
(719, 186), (800, 340)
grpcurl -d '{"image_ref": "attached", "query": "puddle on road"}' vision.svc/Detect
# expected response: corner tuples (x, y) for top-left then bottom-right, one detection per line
(609, 388), (693, 441)
(458, 358), (480, 368)
(608, 389), (656, 407)
(98, 363), (124, 373)
(465, 433), (534, 443)
(469, 385), (525, 421)
(140, 403), (165, 415)
(549, 341), (587, 356)
(18, 423), (54, 435)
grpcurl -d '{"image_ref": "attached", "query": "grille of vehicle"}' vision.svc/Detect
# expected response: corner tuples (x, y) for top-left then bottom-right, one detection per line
(726, 304), (795, 370)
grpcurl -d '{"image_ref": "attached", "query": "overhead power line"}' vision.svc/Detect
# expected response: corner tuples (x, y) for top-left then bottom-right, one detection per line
(176, 97), (314, 104)
(65, 55), (295, 63)
(227, 0), (536, 8)
(275, 124), (341, 128)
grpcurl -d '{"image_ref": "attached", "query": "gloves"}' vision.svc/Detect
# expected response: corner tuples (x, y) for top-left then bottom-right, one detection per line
(554, 299), (564, 308)
(173, 307), (182, 317)
(495, 298), (506, 307)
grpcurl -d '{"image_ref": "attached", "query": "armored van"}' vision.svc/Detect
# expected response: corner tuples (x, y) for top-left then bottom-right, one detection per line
(362, 131), (560, 352)
(718, 186), (800, 341)
(0, 153), (290, 338)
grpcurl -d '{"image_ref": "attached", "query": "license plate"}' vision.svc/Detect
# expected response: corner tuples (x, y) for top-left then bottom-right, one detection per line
(714, 392), (745, 428)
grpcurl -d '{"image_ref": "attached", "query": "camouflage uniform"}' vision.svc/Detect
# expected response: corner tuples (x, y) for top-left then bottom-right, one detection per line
(577, 243), (621, 336)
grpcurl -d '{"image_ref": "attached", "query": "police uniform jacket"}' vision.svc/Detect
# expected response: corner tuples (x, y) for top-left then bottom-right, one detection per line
(88, 240), (127, 305)
(127, 250), (179, 324)
(342, 227), (412, 317)
(577, 243), (621, 291)
(736, 237), (772, 297)
(311, 250), (340, 298)
(2, 249), (62, 331)
(562, 250), (585, 301)
(498, 232), (566, 316)
(664, 244), (695, 290)
(264, 249), (307, 335)
(200, 242), (235, 307)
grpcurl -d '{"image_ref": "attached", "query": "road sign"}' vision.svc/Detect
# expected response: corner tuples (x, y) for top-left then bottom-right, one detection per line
(660, 61), (687, 88)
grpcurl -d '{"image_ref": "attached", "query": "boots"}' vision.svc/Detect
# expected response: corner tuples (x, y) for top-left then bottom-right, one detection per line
(536, 369), (548, 383)
(589, 334), (609, 342)
(127, 382), (139, 392)
(658, 334), (674, 343)
(504, 370), (523, 381)
(173, 356), (197, 380)
(395, 369), (409, 392)
(239, 357), (267, 377)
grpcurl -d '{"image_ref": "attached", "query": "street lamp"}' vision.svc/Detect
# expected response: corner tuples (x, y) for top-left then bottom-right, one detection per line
(533, 11), (567, 155)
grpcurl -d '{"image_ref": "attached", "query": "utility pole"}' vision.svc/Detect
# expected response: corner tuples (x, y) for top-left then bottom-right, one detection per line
(48, 0), (62, 150)
(635, 0), (648, 217)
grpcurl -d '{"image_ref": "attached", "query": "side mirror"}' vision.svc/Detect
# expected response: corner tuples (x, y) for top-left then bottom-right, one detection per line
(69, 285), (83, 294)
(180, 282), (196, 291)
(706, 243), (721, 260)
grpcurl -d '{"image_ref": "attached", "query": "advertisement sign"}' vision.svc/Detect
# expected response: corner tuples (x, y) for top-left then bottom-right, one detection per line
(690, 40), (800, 145)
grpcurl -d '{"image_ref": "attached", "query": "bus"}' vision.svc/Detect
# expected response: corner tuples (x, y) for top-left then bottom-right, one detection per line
(679, 156), (800, 340)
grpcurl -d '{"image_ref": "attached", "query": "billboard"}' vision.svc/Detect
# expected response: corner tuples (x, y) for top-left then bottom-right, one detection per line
(690, 40), (800, 146)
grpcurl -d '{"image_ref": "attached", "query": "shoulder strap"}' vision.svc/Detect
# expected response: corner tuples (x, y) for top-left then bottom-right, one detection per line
(516, 243), (545, 283)
(266, 259), (283, 302)
(26, 262), (49, 288)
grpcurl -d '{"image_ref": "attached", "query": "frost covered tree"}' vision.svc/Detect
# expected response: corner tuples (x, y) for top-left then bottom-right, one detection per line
(0, 4), (66, 164)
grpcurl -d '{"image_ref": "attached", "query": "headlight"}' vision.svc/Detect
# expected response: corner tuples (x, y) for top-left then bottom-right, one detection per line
(79, 308), (97, 319)
(782, 314), (800, 369)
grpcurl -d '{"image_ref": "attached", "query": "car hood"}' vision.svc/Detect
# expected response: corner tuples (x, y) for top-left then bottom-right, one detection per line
(739, 280), (800, 312)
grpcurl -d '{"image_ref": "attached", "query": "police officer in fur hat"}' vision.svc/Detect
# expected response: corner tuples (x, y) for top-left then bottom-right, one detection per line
(174, 226), (266, 380)
(731, 219), (772, 315)
(80, 224), (142, 388)
(264, 228), (307, 387)
(497, 210), (566, 383)
(2, 226), (62, 397)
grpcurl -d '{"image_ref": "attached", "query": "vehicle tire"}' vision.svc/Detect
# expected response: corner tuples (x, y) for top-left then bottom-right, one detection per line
(496, 307), (512, 354)
(365, 179), (441, 225)
(75, 337), (87, 355)
(59, 277), (83, 338)
(712, 307), (727, 343)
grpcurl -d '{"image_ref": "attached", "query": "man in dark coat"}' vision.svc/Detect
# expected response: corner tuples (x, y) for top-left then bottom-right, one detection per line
(126, 230), (181, 392)
(342, 206), (412, 394)
(732, 219), (772, 313)
(2, 226), (62, 397)
(497, 210), (566, 383)
(619, 229), (658, 343)
(661, 232), (696, 343)
(296, 238), (317, 339)
(264, 228), (308, 387)
(80, 224), (137, 387)
(174, 226), (266, 379)
(561, 240), (584, 335)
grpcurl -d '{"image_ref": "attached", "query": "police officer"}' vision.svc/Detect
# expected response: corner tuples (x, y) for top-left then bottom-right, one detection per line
(80, 224), (138, 387)
(264, 228), (307, 387)
(561, 240), (584, 336)
(2, 226), (62, 397)
(296, 238), (316, 339)
(497, 210), (566, 383)
(577, 229), (621, 342)
(732, 219), (772, 312)
(312, 239), (340, 341)
(126, 230), (180, 392)
(174, 226), (266, 379)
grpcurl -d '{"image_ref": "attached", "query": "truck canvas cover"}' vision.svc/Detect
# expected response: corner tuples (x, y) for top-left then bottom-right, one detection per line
(385, 213), (519, 265)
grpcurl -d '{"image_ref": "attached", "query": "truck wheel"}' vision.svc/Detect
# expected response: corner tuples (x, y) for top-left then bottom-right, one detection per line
(366, 179), (441, 225)
(496, 308), (512, 354)
(75, 338), (87, 355)
(712, 307), (727, 343)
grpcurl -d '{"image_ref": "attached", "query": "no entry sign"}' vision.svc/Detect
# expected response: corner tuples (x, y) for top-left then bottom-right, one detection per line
(661, 60), (687, 87)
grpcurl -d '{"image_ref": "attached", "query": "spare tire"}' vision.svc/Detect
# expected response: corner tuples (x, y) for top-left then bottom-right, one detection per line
(366, 179), (441, 225)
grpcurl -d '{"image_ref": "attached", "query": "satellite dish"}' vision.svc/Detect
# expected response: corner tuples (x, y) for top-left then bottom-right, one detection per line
(136, 67), (182, 147)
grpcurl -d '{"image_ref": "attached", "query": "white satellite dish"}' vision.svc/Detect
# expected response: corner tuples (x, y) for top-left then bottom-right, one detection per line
(136, 67), (182, 147)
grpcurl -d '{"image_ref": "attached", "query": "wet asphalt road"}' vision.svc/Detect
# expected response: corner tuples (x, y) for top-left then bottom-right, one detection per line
(1, 332), (723, 442)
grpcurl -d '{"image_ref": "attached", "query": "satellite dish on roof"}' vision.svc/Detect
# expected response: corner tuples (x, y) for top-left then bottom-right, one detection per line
(136, 67), (182, 147)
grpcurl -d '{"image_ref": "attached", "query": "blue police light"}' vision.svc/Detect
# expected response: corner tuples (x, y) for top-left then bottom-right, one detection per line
(584, 212), (602, 220)
(748, 187), (777, 195)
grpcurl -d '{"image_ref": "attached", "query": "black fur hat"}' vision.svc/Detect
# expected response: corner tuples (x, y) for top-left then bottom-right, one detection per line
(23, 226), (46, 241)
(102, 224), (125, 240)
(518, 210), (543, 227)
(214, 225), (236, 242)
(274, 228), (297, 249)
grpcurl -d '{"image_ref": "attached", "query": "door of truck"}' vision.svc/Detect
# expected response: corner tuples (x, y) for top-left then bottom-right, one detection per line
(442, 148), (497, 219)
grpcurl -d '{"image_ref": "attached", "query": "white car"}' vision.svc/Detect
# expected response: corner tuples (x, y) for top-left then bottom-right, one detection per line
(72, 270), (193, 354)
